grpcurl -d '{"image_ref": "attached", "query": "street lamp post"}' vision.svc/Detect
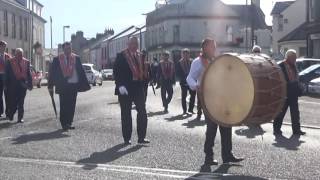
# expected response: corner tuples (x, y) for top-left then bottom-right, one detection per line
(63, 25), (70, 43)
(135, 27), (143, 51)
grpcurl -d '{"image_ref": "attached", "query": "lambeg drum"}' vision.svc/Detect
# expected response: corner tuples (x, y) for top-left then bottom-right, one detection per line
(199, 54), (287, 127)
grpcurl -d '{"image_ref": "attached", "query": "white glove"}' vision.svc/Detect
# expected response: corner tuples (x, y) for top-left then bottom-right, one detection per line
(119, 86), (128, 95)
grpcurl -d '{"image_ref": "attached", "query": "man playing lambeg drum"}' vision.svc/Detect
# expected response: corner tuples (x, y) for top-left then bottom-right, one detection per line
(187, 38), (244, 165)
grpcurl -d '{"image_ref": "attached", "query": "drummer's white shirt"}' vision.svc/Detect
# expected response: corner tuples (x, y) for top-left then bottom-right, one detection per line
(187, 57), (204, 91)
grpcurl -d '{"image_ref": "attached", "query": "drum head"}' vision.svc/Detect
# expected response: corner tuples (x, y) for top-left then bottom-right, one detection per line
(201, 55), (255, 126)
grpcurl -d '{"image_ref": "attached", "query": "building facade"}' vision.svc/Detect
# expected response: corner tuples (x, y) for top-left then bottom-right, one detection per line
(0, 0), (46, 71)
(306, 0), (320, 58)
(271, 0), (307, 58)
(146, 0), (270, 62)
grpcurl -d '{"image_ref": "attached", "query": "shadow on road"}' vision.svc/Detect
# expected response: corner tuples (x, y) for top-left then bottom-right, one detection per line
(0, 122), (13, 130)
(147, 111), (167, 117)
(11, 130), (70, 144)
(182, 118), (206, 128)
(272, 134), (305, 151)
(77, 143), (144, 170)
(107, 101), (119, 105)
(165, 114), (192, 122)
(235, 126), (266, 139)
(188, 164), (267, 180)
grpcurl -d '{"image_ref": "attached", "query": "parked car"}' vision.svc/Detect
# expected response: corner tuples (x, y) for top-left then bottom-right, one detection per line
(299, 64), (320, 93)
(31, 66), (43, 88)
(296, 58), (320, 72)
(101, 69), (113, 80)
(82, 63), (103, 86)
(308, 77), (320, 95)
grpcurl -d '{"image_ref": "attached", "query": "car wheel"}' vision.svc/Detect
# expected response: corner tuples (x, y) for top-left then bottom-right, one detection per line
(37, 83), (41, 88)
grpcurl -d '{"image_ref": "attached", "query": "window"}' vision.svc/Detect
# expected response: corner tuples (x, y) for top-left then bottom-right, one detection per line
(12, 14), (16, 39)
(4, 11), (8, 36)
(284, 19), (288, 24)
(278, 15), (283, 32)
(24, 18), (28, 41)
(299, 47), (306, 57)
(173, 25), (180, 43)
(19, 16), (23, 39)
(226, 25), (233, 42)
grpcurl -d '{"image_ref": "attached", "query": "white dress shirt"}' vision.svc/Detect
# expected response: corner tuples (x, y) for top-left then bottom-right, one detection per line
(65, 57), (79, 84)
(187, 57), (205, 91)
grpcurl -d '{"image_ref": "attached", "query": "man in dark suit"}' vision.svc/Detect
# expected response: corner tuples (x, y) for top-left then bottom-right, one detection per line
(48, 42), (90, 131)
(176, 48), (196, 115)
(0, 40), (11, 118)
(158, 51), (175, 113)
(5, 48), (32, 123)
(273, 49), (306, 136)
(113, 37), (149, 145)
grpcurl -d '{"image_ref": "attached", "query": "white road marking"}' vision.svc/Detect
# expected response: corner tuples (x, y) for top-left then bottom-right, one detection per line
(0, 136), (12, 141)
(0, 156), (232, 179)
(299, 100), (320, 105)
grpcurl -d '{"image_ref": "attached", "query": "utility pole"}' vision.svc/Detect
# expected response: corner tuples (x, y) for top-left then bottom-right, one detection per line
(251, 0), (255, 48)
(50, 16), (53, 50)
(245, 0), (248, 52)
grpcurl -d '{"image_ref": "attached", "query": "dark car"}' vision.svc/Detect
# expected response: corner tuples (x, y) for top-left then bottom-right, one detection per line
(296, 58), (320, 72)
(299, 64), (320, 93)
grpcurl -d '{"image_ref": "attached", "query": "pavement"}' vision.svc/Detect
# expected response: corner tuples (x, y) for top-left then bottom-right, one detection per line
(0, 81), (319, 180)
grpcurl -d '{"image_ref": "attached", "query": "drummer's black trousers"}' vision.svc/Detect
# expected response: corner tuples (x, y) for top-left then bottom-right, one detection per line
(204, 118), (233, 160)
(161, 83), (173, 109)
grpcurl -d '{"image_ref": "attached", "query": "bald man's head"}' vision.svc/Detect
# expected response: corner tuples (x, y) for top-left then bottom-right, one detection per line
(127, 36), (139, 52)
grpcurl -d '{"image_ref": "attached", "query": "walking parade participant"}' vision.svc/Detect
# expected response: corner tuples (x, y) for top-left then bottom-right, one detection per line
(48, 42), (90, 131)
(0, 40), (11, 118)
(5, 48), (32, 123)
(176, 48), (196, 115)
(113, 37), (149, 145)
(273, 49), (306, 136)
(141, 50), (152, 102)
(158, 51), (175, 113)
(187, 38), (244, 165)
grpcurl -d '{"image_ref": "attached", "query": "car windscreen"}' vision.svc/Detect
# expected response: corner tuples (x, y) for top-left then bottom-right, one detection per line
(299, 64), (320, 75)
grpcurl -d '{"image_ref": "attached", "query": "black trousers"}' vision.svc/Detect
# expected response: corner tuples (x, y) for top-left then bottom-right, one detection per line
(180, 83), (196, 113)
(161, 82), (173, 109)
(0, 74), (4, 115)
(197, 93), (203, 117)
(59, 86), (78, 128)
(273, 96), (301, 133)
(204, 117), (233, 161)
(118, 84), (148, 142)
(143, 81), (148, 103)
(7, 84), (27, 120)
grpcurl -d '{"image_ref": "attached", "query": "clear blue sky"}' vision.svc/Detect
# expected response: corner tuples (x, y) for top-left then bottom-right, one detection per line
(41, 0), (280, 48)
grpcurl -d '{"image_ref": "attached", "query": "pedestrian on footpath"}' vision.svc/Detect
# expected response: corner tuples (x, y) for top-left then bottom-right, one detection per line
(158, 51), (175, 113)
(113, 37), (150, 145)
(273, 49), (306, 136)
(187, 38), (244, 165)
(48, 42), (90, 131)
(0, 40), (11, 118)
(5, 48), (32, 123)
(176, 48), (196, 115)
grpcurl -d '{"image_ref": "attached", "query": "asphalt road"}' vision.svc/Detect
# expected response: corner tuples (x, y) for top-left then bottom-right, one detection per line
(0, 81), (319, 180)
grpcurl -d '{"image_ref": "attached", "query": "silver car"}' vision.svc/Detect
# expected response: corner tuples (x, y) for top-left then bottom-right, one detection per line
(308, 77), (320, 95)
(82, 63), (103, 86)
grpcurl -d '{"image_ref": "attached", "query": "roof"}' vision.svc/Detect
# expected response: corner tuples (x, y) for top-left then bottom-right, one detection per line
(278, 22), (307, 42)
(229, 4), (268, 29)
(271, 1), (295, 15)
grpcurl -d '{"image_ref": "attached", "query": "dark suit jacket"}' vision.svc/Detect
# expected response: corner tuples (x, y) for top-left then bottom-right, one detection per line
(157, 61), (175, 85)
(113, 51), (144, 96)
(279, 61), (302, 98)
(176, 59), (192, 85)
(48, 56), (90, 94)
(4, 59), (32, 90)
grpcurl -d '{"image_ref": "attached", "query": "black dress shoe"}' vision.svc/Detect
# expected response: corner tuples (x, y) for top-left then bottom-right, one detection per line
(124, 140), (132, 145)
(17, 119), (24, 123)
(293, 131), (306, 136)
(188, 110), (195, 114)
(62, 127), (69, 131)
(138, 139), (150, 144)
(273, 130), (282, 135)
(204, 159), (218, 165)
(68, 126), (75, 130)
(223, 156), (244, 164)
